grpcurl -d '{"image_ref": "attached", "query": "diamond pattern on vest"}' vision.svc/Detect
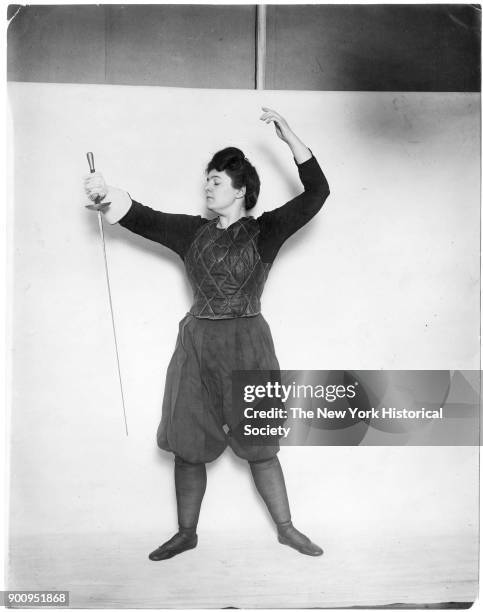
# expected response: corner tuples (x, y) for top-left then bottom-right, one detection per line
(184, 217), (270, 319)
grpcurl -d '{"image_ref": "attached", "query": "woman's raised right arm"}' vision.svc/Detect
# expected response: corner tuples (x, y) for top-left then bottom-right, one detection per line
(84, 172), (205, 259)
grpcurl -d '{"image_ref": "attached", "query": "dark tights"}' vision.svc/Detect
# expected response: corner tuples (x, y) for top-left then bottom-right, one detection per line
(149, 454), (322, 558)
(173, 454), (291, 534)
(174, 455), (207, 535)
(249, 456), (292, 528)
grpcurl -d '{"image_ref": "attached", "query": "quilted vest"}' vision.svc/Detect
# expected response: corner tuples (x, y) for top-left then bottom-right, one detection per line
(184, 217), (270, 319)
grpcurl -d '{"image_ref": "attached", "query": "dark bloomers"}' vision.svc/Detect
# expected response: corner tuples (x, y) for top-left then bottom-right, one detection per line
(156, 313), (281, 463)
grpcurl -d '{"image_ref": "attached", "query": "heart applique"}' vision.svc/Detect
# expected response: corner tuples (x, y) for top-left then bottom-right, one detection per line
(212, 244), (229, 263)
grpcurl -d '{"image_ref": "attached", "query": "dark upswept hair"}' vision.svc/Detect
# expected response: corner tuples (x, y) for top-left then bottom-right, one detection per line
(206, 147), (260, 211)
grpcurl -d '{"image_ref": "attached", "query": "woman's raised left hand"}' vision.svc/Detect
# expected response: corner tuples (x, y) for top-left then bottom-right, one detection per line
(259, 107), (293, 143)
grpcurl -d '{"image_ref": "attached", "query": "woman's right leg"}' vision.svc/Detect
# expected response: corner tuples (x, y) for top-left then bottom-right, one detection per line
(149, 455), (207, 561)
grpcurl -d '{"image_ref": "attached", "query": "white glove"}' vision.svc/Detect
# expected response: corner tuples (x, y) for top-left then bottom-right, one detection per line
(84, 171), (109, 205)
(83, 172), (132, 224)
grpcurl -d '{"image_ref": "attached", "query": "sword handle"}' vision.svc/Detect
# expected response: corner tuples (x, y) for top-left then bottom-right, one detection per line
(86, 152), (96, 174)
(85, 151), (109, 210)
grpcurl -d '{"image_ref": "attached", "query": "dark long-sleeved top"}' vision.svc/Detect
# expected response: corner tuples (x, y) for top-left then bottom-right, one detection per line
(117, 154), (330, 319)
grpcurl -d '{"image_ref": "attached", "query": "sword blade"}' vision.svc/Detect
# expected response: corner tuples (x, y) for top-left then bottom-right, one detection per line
(97, 211), (129, 437)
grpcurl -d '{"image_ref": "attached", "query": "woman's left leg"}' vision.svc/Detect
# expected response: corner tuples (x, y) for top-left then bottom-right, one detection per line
(249, 456), (323, 556)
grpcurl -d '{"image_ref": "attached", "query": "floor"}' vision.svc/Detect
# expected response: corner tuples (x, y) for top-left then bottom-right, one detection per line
(8, 529), (478, 608)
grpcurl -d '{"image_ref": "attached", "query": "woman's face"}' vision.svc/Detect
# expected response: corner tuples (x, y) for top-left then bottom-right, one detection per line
(205, 169), (245, 213)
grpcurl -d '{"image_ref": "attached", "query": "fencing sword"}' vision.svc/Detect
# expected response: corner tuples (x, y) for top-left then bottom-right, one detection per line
(85, 152), (129, 436)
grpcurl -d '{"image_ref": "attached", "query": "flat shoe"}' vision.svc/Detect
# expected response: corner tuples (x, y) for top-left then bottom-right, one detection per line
(278, 525), (323, 556)
(148, 532), (198, 561)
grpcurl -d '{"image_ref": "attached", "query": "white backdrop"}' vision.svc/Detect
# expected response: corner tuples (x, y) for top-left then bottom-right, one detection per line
(7, 83), (479, 605)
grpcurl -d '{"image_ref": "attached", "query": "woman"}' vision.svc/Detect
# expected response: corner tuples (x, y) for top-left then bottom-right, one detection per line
(84, 107), (330, 561)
